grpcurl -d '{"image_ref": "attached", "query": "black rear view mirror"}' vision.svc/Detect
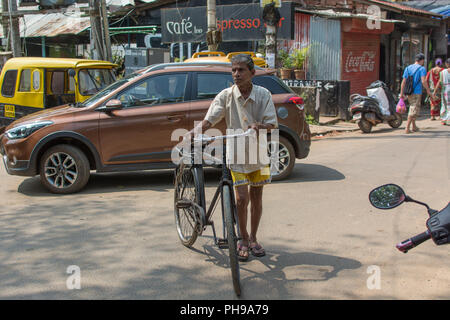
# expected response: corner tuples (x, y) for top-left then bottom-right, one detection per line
(369, 184), (407, 210)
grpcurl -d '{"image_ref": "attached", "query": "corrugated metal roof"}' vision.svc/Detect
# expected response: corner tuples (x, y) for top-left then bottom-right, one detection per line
(398, 1), (450, 17)
(295, 7), (406, 23)
(0, 11), (90, 38)
(0, 0), (158, 38)
(369, 0), (443, 18)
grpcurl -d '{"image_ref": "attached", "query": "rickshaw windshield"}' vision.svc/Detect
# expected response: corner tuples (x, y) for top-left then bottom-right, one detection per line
(78, 68), (116, 96)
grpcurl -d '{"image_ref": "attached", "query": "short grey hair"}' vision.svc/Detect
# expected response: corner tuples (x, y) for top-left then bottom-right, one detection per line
(230, 54), (255, 71)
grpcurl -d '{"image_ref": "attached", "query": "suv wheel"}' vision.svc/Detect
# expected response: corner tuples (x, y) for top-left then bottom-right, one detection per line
(39, 145), (90, 194)
(269, 136), (295, 181)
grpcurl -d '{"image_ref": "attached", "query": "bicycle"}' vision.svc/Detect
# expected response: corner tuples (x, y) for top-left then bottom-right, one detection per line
(173, 129), (254, 297)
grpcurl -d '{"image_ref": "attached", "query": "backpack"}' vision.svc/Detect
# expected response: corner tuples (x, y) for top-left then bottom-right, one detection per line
(404, 66), (421, 95)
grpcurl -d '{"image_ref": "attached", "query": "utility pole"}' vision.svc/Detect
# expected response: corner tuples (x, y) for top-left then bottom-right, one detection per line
(100, 0), (112, 62)
(1, 0), (10, 51)
(263, 2), (280, 69)
(3, 0), (22, 57)
(89, 0), (112, 62)
(206, 0), (220, 51)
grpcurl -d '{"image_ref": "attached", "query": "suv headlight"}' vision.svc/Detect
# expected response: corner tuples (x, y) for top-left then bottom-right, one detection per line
(6, 121), (53, 140)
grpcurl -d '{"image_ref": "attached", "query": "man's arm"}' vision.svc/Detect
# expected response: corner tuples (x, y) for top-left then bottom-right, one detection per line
(187, 119), (212, 138)
(400, 78), (406, 100)
(248, 122), (276, 132)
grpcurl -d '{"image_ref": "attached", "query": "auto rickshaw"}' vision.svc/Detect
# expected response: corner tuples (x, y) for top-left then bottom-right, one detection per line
(0, 57), (117, 126)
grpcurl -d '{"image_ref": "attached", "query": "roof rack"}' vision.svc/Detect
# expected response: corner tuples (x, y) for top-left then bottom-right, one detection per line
(140, 61), (264, 74)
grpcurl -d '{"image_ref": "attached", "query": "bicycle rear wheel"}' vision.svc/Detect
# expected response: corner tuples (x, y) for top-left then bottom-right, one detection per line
(222, 184), (241, 296)
(174, 164), (202, 247)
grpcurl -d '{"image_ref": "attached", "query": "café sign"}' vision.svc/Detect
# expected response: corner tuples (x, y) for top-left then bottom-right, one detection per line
(161, 3), (293, 43)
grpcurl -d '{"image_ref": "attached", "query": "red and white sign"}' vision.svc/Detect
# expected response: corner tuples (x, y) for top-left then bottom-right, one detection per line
(344, 51), (376, 73)
(341, 33), (380, 95)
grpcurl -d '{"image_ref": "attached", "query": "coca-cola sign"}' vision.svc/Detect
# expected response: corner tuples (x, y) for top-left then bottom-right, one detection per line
(344, 51), (376, 73)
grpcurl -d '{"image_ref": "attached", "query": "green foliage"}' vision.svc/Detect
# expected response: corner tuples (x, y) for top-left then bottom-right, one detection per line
(174, 56), (186, 63)
(305, 114), (319, 125)
(278, 49), (293, 69)
(290, 46), (310, 70)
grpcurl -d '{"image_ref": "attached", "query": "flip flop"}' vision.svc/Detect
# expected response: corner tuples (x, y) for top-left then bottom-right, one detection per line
(249, 241), (266, 257)
(237, 242), (249, 262)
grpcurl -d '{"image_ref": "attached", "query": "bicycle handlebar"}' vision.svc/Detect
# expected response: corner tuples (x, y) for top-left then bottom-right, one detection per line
(396, 230), (431, 253)
(193, 129), (255, 143)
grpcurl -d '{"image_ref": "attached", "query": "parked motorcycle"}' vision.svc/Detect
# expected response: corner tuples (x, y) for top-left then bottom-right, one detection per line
(369, 184), (450, 253)
(349, 81), (403, 133)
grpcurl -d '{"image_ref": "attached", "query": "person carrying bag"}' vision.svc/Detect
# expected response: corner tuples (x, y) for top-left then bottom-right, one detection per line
(400, 53), (436, 134)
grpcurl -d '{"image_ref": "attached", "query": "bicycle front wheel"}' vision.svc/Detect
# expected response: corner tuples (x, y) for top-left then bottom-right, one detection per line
(174, 164), (202, 247)
(222, 184), (241, 296)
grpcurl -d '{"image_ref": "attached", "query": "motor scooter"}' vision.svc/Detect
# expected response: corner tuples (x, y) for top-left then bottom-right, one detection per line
(369, 184), (450, 253)
(349, 81), (403, 133)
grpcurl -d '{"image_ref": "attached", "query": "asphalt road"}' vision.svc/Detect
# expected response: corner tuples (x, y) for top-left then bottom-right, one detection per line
(0, 117), (448, 300)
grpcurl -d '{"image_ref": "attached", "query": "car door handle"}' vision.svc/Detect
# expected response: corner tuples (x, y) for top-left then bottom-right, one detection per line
(167, 115), (184, 122)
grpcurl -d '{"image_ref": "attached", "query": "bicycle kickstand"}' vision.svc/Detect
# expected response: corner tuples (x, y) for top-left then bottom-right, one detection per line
(210, 221), (229, 249)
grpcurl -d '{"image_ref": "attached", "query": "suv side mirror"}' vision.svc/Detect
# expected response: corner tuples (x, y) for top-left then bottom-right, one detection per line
(98, 99), (123, 112)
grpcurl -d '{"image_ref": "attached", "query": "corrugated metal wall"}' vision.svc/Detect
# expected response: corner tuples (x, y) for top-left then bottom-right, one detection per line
(307, 17), (341, 80)
(294, 12), (310, 50)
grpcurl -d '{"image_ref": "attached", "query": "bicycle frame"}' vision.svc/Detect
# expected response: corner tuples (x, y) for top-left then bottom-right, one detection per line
(189, 141), (241, 246)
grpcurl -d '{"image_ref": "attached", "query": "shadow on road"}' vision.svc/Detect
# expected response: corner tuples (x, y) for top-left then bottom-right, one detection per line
(18, 163), (344, 197)
(274, 163), (345, 184)
(195, 243), (362, 299)
(316, 129), (449, 142)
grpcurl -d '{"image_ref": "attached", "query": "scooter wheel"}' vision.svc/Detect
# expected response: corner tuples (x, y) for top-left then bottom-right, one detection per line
(358, 118), (373, 133)
(388, 113), (403, 128)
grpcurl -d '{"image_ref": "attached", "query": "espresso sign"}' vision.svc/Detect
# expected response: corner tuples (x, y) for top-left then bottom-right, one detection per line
(161, 3), (292, 43)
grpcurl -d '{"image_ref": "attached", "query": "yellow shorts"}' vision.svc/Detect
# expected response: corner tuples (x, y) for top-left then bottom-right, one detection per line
(231, 166), (271, 187)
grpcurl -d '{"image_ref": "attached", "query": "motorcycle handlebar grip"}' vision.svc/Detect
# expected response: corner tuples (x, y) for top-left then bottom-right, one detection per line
(396, 230), (431, 253)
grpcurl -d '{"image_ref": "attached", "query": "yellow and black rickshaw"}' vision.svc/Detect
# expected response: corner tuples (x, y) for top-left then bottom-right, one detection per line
(0, 57), (117, 126)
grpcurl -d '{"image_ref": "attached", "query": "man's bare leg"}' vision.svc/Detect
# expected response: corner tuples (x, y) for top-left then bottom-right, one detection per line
(235, 185), (250, 259)
(249, 186), (263, 241)
(249, 185), (265, 256)
(405, 117), (412, 133)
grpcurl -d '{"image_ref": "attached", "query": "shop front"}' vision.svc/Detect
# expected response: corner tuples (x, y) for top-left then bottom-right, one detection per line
(340, 18), (394, 95)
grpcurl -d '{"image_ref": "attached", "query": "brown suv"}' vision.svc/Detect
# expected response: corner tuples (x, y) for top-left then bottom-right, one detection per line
(0, 62), (310, 194)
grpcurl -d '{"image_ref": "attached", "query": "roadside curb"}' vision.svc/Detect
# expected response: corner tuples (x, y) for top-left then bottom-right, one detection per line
(310, 119), (360, 137)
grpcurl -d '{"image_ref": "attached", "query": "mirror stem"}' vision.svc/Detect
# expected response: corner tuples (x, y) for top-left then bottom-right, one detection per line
(405, 196), (430, 210)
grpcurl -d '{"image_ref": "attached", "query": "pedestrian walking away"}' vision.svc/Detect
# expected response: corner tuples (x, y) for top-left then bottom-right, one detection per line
(434, 58), (450, 126)
(187, 54), (278, 261)
(400, 53), (436, 134)
(425, 58), (443, 120)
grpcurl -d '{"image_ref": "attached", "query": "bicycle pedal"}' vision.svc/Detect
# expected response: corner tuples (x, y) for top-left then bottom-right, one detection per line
(176, 200), (192, 209)
(217, 239), (229, 249)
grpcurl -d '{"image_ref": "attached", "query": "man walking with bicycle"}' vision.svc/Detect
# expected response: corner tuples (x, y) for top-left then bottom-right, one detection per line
(187, 54), (278, 261)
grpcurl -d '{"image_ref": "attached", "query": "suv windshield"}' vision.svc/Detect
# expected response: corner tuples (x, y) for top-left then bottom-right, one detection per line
(83, 72), (143, 108)
(79, 68), (116, 96)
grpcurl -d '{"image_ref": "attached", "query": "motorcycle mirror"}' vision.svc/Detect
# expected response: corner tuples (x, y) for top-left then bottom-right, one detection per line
(369, 184), (407, 210)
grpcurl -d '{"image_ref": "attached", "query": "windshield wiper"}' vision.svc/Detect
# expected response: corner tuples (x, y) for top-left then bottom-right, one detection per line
(69, 102), (85, 108)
